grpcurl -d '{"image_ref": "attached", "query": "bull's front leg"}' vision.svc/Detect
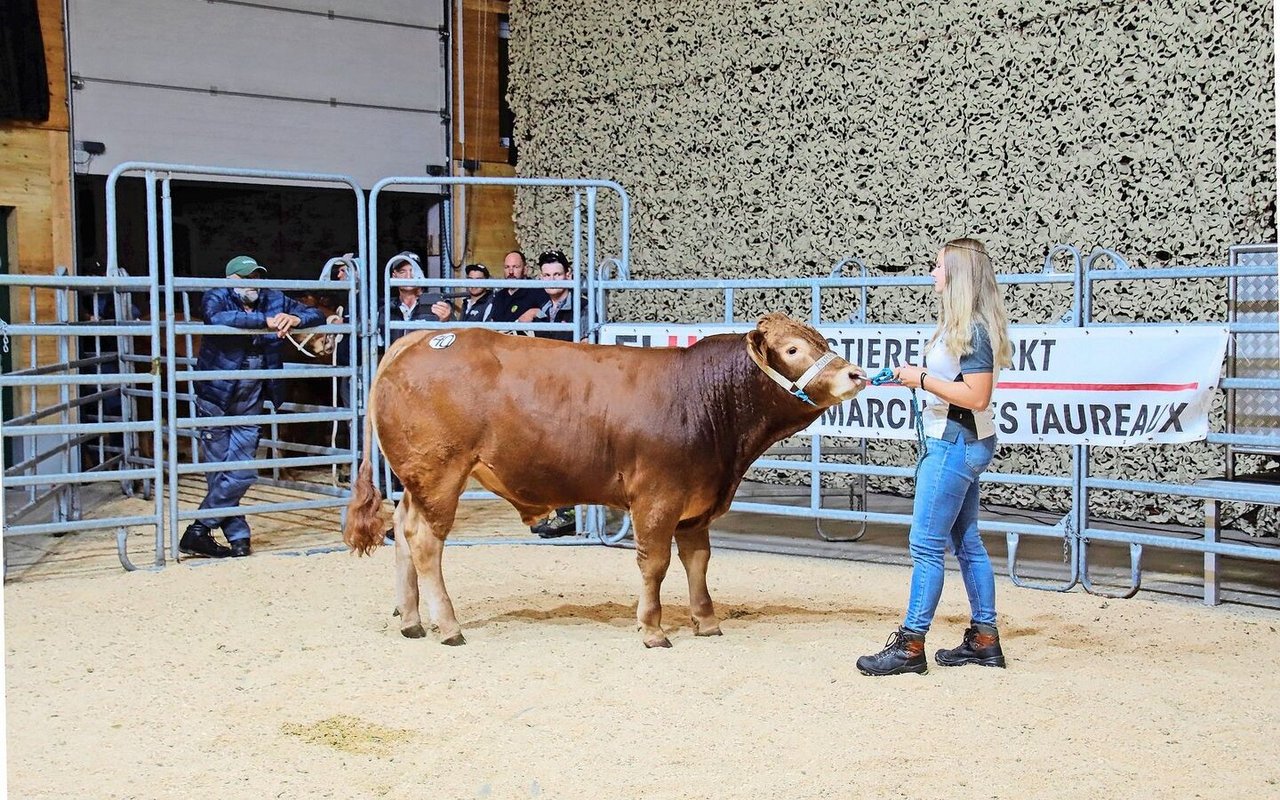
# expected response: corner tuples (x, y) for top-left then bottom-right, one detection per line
(632, 500), (680, 648)
(675, 524), (721, 637)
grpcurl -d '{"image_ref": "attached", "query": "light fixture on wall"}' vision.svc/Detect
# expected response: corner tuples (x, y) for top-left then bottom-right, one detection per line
(73, 140), (106, 173)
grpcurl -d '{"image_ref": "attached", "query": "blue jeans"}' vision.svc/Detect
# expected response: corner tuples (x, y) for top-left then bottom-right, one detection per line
(195, 373), (264, 542)
(903, 430), (997, 634)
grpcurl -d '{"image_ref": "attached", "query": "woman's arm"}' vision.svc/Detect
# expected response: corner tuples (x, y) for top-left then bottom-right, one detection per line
(894, 364), (994, 410)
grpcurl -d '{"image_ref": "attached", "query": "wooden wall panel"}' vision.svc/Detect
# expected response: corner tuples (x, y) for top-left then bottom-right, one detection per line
(40, 0), (69, 131)
(0, 0), (74, 411)
(453, 1), (517, 266)
(460, 162), (517, 270)
(455, 6), (509, 165)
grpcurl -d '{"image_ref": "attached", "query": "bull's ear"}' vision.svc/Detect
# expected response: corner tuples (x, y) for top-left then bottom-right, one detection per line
(746, 328), (768, 362)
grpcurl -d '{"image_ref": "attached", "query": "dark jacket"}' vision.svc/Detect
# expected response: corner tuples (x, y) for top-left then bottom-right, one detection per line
(532, 293), (585, 341)
(489, 287), (545, 323)
(459, 290), (496, 323)
(196, 287), (325, 411)
(381, 295), (451, 349)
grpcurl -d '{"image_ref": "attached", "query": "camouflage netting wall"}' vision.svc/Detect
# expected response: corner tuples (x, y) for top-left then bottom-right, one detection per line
(507, 0), (1277, 535)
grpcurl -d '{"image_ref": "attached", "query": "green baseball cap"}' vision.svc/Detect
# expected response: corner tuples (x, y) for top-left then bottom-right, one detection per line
(225, 255), (268, 277)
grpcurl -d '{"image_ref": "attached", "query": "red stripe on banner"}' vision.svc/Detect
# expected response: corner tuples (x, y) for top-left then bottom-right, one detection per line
(997, 381), (1199, 391)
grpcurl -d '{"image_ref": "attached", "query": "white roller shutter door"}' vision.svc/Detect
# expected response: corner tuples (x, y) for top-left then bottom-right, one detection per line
(67, 0), (448, 187)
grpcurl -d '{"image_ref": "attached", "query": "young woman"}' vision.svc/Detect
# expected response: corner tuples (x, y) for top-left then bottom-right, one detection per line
(858, 238), (1014, 676)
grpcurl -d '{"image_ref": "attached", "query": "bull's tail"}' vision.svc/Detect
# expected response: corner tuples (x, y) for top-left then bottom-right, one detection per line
(343, 411), (386, 556)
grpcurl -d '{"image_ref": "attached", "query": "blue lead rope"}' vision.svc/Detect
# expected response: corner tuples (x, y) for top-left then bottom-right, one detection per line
(869, 367), (927, 480)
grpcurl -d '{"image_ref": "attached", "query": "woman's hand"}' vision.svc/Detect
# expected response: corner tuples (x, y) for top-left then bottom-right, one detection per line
(894, 364), (926, 388)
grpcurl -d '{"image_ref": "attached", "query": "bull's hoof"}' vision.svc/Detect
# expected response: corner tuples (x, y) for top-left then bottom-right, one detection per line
(400, 623), (427, 639)
(440, 632), (467, 646)
(692, 617), (723, 637)
(644, 636), (672, 649)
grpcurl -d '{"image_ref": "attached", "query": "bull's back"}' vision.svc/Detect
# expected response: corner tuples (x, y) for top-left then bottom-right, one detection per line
(372, 328), (685, 466)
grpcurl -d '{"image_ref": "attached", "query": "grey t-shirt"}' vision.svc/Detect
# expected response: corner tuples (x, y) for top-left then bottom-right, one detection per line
(944, 324), (995, 440)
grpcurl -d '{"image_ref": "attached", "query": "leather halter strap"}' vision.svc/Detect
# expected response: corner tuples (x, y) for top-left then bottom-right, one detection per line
(747, 347), (839, 406)
(285, 330), (320, 358)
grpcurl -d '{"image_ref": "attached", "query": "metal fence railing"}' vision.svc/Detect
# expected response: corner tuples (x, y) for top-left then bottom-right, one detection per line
(2, 163), (1275, 607)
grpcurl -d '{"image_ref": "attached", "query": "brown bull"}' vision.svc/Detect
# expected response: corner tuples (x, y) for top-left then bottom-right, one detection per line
(344, 313), (866, 647)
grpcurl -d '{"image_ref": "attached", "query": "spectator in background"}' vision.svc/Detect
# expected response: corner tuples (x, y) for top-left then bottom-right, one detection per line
(459, 263), (496, 323)
(179, 255), (325, 559)
(381, 252), (456, 351)
(323, 257), (358, 415)
(488, 250), (544, 330)
(532, 250), (584, 342)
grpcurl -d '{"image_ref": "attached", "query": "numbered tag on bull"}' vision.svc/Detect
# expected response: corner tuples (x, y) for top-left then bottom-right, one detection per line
(429, 333), (456, 350)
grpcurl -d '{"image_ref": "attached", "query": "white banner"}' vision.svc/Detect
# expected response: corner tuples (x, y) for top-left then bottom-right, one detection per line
(600, 324), (1230, 446)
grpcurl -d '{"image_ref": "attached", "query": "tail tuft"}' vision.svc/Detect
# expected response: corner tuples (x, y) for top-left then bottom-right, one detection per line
(343, 455), (385, 556)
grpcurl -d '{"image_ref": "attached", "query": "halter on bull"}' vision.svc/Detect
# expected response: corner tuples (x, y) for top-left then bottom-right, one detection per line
(344, 313), (866, 647)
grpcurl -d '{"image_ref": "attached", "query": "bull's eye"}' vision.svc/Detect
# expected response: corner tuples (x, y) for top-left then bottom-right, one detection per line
(787, 346), (798, 355)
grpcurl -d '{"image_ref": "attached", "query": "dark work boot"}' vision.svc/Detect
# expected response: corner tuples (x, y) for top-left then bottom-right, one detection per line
(179, 522), (230, 559)
(935, 623), (1006, 668)
(856, 627), (928, 676)
(229, 539), (251, 558)
(534, 507), (576, 539)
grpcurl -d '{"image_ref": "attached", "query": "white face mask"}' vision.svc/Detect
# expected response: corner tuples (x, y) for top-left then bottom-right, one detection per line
(235, 287), (260, 305)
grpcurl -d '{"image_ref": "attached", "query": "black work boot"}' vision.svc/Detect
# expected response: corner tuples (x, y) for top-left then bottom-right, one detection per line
(179, 522), (231, 559)
(533, 507), (576, 539)
(857, 627), (928, 676)
(935, 623), (1006, 668)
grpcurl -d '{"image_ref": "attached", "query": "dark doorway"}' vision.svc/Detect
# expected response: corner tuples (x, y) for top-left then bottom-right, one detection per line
(74, 176), (445, 281)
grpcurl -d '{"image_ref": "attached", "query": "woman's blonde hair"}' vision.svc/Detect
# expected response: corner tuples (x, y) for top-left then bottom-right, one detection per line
(928, 237), (1013, 375)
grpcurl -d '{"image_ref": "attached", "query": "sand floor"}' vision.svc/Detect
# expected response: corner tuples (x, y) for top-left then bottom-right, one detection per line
(5, 492), (1280, 800)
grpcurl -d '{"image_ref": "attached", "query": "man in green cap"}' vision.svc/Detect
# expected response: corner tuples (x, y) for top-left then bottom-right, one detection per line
(179, 255), (326, 559)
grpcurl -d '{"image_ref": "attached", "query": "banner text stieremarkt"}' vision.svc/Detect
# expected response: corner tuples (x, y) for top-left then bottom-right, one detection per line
(600, 325), (1228, 446)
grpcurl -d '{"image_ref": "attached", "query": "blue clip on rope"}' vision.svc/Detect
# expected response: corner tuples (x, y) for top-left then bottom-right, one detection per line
(869, 366), (897, 386)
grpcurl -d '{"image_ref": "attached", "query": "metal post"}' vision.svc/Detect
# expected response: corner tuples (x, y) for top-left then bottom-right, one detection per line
(1204, 498), (1221, 605)
(53, 269), (72, 522)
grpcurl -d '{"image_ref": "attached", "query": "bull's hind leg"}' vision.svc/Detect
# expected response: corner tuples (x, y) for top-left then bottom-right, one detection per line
(400, 482), (468, 646)
(631, 499), (682, 648)
(675, 523), (721, 637)
(393, 502), (426, 638)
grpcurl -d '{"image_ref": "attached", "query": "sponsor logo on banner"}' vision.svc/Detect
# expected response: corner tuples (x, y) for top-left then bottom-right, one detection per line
(600, 324), (1229, 446)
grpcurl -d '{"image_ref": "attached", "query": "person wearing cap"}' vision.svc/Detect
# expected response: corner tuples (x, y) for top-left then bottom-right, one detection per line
(458, 263), (496, 323)
(531, 250), (584, 343)
(380, 252), (457, 352)
(178, 255), (326, 559)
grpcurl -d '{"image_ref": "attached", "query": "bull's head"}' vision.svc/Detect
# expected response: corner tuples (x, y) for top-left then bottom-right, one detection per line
(746, 313), (866, 406)
(285, 304), (344, 360)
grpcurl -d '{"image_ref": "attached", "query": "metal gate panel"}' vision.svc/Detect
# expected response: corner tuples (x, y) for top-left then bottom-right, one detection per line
(1227, 244), (1279, 463)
